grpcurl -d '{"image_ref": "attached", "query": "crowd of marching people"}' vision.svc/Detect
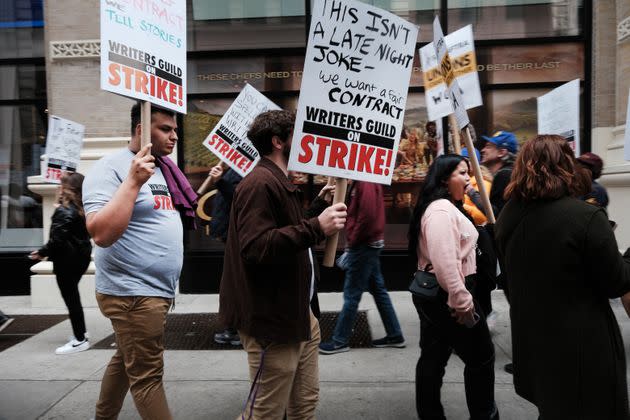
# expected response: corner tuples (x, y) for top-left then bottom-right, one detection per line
(35, 103), (630, 419)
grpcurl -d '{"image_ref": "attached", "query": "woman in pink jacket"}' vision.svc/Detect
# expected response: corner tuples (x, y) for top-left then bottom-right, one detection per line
(408, 154), (498, 420)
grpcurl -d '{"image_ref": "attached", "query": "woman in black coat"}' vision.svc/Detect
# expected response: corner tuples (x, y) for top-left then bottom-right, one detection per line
(495, 135), (630, 419)
(31, 172), (92, 354)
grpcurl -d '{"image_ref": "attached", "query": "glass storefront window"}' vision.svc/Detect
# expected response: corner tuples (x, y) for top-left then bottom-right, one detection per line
(0, 104), (46, 250)
(188, 0), (306, 51)
(477, 87), (584, 149)
(189, 55), (305, 94)
(448, 0), (584, 39)
(0, 0), (44, 59)
(0, 65), (47, 100)
(351, 0), (440, 43)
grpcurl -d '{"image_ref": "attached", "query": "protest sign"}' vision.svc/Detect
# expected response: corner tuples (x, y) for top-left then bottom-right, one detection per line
(420, 25), (482, 121)
(202, 84), (280, 177)
(537, 79), (580, 156)
(100, 0), (186, 114)
(43, 116), (85, 184)
(288, 0), (418, 185)
(450, 78), (470, 130)
(625, 89), (630, 161)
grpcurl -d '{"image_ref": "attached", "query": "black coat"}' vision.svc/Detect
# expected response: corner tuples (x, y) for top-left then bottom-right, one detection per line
(39, 204), (92, 273)
(495, 197), (630, 419)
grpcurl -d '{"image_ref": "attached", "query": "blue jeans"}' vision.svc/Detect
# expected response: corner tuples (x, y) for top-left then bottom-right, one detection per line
(332, 245), (402, 345)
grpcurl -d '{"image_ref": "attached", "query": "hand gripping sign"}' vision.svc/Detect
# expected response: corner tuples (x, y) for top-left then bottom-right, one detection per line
(43, 116), (85, 184)
(420, 24), (482, 122)
(288, 0), (418, 186)
(202, 84), (280, 178)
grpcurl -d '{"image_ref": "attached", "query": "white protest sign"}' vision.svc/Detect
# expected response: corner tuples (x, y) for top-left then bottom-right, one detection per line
(420, 24), (482, 121)
(450, 79), (470, 130)
(420, 44), (452, 121)
(432, 17), (471, 130)
(43, 116), (85, 184)
(100, 0), (187, 114)
(625, 89), (630, 162)
(537, 79), (580, 156)
(202, 84), (280, 177)
(288, 0), (418, 185)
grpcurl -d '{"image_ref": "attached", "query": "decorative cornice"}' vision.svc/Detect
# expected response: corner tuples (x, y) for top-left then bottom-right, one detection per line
(50, 40), (101, 60)
(619, 16), (630, 44)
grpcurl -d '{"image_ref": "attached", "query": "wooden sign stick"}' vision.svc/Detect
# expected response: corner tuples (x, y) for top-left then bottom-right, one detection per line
(448, 114), (462, 154)
(462, 126), (496, 224)
(141, 101), (151, 152)
(322, 177), (348, 267)
(196, 175), (214, 196)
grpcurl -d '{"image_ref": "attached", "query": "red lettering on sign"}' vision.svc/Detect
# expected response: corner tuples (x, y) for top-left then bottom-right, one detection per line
(315, 137), (331, 166)
(298, 135), (314, 163)
(329, 140), (347, 169)
(106, 63), (181, 106)
(357, 144), (374, 173)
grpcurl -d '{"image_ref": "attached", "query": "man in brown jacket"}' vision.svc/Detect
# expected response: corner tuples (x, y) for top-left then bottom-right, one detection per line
(219, 110), (347, 420)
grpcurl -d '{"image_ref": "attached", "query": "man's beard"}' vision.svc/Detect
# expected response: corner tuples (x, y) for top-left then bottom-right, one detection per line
(282, 141), (291, 163)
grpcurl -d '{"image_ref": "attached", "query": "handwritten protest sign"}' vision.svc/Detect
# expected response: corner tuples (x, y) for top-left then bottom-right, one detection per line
(537, 79), (580, 156)
(202, 84), (280, 177)
(100, 0), (186, 114)
(420, 24), (482, 121)
(43, 116), (85, 184)
(288, 0), (418, 185)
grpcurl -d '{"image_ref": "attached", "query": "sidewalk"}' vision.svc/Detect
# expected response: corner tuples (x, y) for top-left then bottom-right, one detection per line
(1, 291), (625, 419)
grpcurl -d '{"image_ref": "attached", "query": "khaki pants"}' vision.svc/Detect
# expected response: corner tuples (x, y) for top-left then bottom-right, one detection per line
(95, 292), (172, 420)
(239, 311), (321, 420)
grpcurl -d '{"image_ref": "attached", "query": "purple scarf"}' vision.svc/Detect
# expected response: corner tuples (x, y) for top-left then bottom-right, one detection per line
(156, 156), (198, 230)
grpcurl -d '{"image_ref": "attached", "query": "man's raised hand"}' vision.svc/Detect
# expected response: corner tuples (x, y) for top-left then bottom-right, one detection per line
(128, 143), (155, 187)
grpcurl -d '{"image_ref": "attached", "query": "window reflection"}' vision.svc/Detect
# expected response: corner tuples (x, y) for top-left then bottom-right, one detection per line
(188, 0), (306, 51)
(0, 65), (47, 100)
(0, 104), (46, 249)
(0, 0), (44, 59)
(448, 0), (583, 39)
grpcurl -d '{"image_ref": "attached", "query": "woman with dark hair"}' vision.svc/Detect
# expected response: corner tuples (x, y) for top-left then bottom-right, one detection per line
(495, 135), (630, 419)
(409, 154), (498, 420)
(31, 172), (92, 354)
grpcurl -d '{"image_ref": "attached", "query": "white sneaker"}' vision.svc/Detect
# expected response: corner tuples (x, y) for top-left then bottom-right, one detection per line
(55, 337), (90, 355)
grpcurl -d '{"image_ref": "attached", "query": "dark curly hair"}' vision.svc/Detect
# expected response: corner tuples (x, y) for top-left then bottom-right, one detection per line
(247, 110), (295, 157)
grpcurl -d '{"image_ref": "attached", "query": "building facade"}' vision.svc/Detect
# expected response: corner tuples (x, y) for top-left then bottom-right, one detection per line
(1, 0), (628, 297)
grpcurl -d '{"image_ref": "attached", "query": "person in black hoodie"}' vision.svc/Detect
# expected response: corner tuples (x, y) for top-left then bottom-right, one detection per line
(30, 172), (92, 354)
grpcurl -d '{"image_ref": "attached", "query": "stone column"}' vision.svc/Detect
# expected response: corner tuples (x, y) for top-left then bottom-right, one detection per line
(597, 1), (630, 250)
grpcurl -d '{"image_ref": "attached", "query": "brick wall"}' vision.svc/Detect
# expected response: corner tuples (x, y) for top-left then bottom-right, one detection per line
(45, 0), (133, 137)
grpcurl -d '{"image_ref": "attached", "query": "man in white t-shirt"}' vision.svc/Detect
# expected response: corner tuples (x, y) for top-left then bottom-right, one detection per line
(83, 103), (182, 420)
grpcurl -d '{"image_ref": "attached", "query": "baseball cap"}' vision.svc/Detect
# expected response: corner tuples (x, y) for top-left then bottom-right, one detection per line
(482, 131), (518, 154)
(461, 147), (481, 162)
